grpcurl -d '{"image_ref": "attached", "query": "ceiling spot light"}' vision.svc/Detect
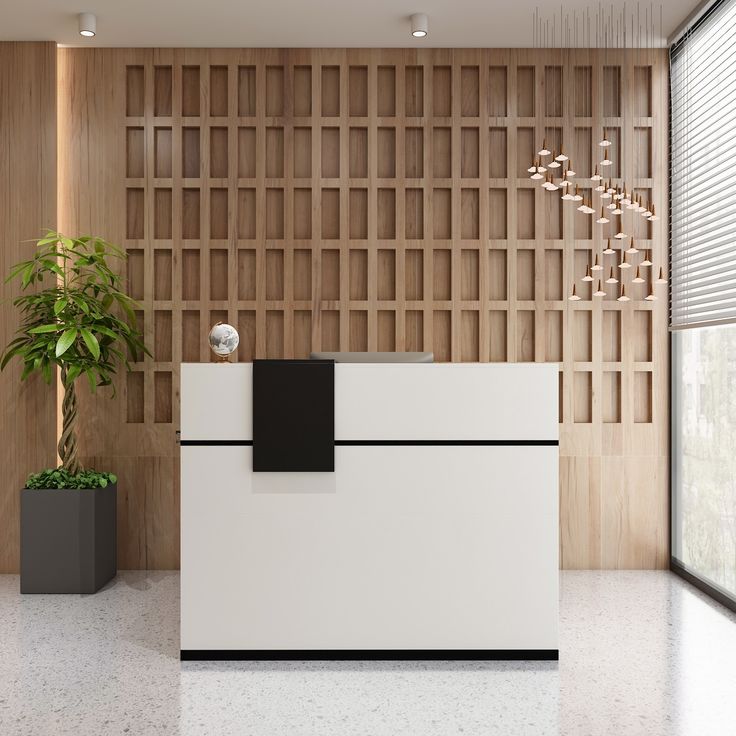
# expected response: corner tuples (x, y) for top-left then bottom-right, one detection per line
(78, 12), (96, 37)
(410, 13), (428, 38)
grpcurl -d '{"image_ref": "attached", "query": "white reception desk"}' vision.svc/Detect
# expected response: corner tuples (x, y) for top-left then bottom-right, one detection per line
(180, 362), (559, 659)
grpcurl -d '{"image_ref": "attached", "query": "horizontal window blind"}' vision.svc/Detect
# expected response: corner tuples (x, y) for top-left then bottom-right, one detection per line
(670, 0), (736, 329)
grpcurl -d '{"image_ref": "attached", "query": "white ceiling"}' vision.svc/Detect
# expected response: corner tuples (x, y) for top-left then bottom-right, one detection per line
(2, 0), (701, 48)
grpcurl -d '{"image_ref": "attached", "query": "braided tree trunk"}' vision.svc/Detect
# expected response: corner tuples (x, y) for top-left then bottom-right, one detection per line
(58, 367), (80, 475)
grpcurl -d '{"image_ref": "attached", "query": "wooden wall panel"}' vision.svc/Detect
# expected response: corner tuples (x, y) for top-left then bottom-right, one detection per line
(0, 42), (58, 572)
(58, 48), (669, 570)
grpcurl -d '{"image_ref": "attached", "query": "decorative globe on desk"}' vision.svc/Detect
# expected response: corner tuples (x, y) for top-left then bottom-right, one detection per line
(208, 322), (239, 362)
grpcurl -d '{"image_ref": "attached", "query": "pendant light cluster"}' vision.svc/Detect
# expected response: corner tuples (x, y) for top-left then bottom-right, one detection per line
(532, 3), (667, 305)
(530, 135), (662, 303)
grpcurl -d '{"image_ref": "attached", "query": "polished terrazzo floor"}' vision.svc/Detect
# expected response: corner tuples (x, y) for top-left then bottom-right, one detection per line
(1, 571), (735, 735)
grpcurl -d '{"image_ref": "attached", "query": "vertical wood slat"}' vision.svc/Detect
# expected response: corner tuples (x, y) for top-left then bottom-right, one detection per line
(0, 42), (58, 572)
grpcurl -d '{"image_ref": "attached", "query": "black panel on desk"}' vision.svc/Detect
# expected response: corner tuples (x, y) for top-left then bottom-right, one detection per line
(253, 360), (335, 472)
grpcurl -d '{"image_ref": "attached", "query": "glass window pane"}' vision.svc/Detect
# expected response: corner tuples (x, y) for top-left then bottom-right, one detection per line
(673, 324), (736, 600)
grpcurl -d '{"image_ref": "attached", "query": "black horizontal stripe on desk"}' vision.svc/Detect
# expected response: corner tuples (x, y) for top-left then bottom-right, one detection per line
(179, 439), (558, 446)
(180, 439), (254, 446)
(181, 649), (559, 661)
(336, 439), (558, 446)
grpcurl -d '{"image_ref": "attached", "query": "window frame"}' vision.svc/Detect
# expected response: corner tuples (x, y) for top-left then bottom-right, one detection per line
(669, 0), (736, 614)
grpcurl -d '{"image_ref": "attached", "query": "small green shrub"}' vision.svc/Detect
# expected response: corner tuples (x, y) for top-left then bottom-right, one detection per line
(25, 468), (117, 490)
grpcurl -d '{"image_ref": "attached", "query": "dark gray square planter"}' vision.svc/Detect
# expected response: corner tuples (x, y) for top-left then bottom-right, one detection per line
(20, 484), (117, 594)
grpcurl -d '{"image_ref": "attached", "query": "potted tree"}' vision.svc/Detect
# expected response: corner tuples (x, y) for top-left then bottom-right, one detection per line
(2, 232), (147, 593)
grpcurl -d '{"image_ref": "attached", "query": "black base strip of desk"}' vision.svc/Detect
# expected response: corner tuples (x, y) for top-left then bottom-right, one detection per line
(179, 439), (558, 447)
(181, 649), (559, 661)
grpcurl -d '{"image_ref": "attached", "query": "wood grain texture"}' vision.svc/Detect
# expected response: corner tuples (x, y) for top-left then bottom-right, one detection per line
(0, 42), (58, 573)
(57, 48), (669, 570)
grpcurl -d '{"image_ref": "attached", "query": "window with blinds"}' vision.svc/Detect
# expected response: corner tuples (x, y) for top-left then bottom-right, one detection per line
(670, 0), (736, 330)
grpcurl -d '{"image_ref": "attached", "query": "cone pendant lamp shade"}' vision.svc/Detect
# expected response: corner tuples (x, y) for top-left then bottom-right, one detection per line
(617, 284), (630, 302)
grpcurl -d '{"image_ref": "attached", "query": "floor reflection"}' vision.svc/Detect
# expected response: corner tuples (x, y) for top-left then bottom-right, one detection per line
(1, 571), (735, 735)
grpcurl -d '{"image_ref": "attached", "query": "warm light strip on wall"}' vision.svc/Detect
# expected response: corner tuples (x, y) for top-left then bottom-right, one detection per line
(55, 50), (67, 467)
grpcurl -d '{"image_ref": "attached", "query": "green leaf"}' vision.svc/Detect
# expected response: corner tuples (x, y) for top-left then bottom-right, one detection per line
(41, 359), (52, 384)
(80, 328), (100, 360)
(53, 299), (68, 316)
(20, 362), (34, 381)
(66, 364), (82, 384)
(6, 260), (32, 282)
(1, 346), (22, 370)
(55, 328), (77, 357)
(93, 325), (119, 340)
(29, 324), (61, 334)
(85, 367), (96, 393)
(21, 263), (34, 289)
(40, 260), (65, 278)
(114, 293), (137, 322)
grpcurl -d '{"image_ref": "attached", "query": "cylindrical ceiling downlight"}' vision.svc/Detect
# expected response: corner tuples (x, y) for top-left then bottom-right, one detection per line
(78, 12), (97, 37)
(410, 13), (428, 38)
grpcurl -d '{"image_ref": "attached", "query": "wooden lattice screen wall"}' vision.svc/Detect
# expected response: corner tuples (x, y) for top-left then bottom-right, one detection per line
(58, 48), (668, 570)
